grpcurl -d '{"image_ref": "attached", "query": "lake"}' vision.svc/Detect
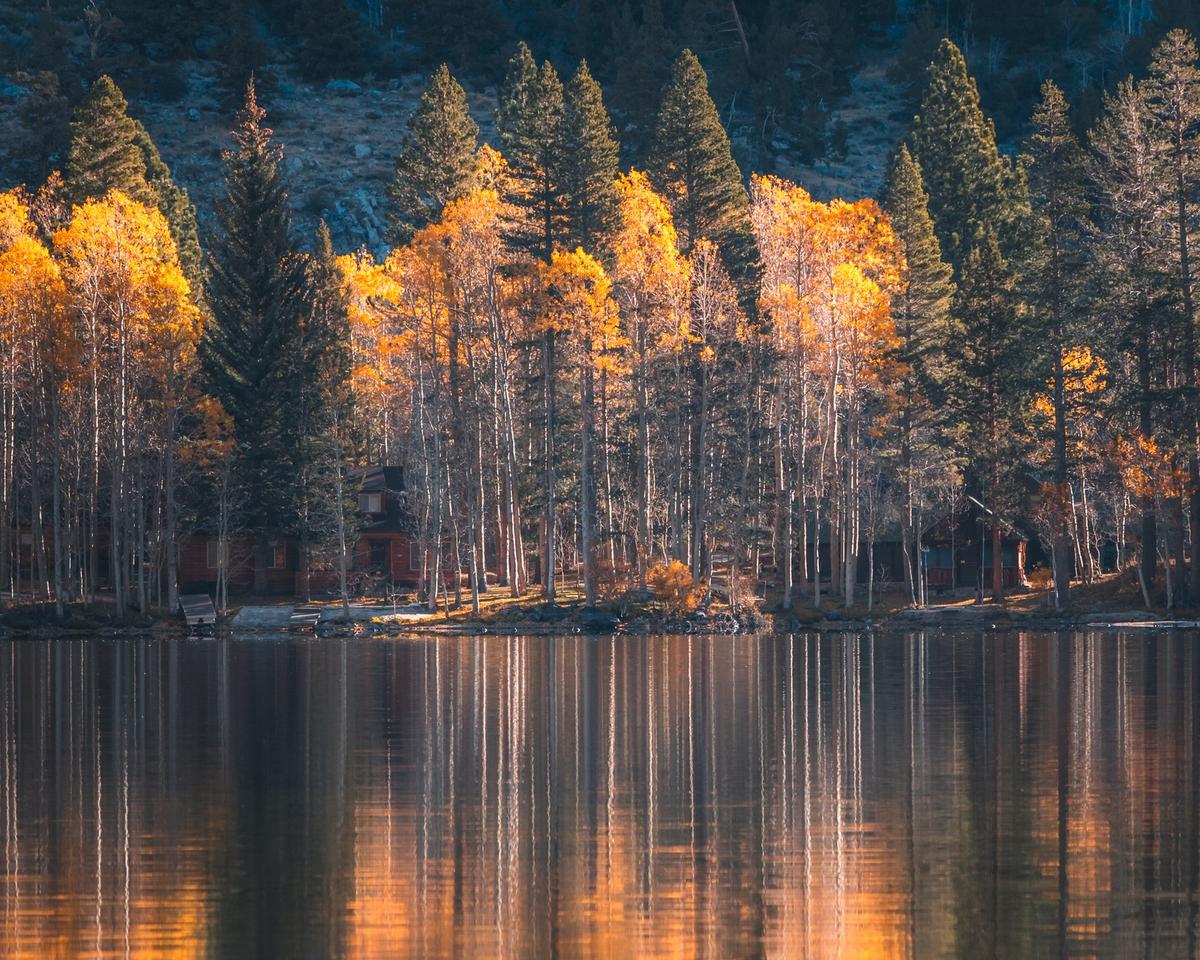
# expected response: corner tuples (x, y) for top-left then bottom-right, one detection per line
(1, 630), (1199, 958)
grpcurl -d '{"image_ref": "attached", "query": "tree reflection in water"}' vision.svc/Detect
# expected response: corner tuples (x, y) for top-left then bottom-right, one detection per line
(1, 631), (1199, 958)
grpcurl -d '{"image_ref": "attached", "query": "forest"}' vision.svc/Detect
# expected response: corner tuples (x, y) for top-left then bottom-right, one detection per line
(3, 2), (1200, 618)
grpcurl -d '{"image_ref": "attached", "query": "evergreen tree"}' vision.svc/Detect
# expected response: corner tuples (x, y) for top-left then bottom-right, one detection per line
(203, 80), (307, 594)
(65, 76), (205, 296)
(495, 43), (569, 600)
(882, 144), (958, 606)
(649, 49), (758, 303)
(386, 65), (479, 244)
(909, 39), (1020, 269)
(131, 121), (206, 298)
(953, 228), (1031, 601)
(65, 76), (152, 207)
(562, 60), (620, 255)
(291, 222), (357, 604)
(496, 43), (568, 261)
(1143, 28), (1200, 601)
(1023, 80), (1091, 610)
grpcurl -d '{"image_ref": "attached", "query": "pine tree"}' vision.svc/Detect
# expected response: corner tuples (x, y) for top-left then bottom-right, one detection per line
(649, 49), (758, 304)
(131, 121), (205, 298)
(1023, 80), (1091, 610)
(562, 59), (620, 255)
(496, 43), (568, 261)
(953, 228), (1031, 602)
(909, 39), (1020, 270)
(882, 144), (958, 606)
(386, 65), (479, 244)
(1143, 28), (1200, 601)
(203, 79), (307, 594)
(495, 43), (569, 600)
(65, 76), (205, 296)
(291, 222), (357, 604)
(65, 76), (152, 206)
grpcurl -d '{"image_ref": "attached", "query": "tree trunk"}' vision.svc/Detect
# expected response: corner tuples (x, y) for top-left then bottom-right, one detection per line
(581, 363), (597, 607)
(543, 330), (557, 603)
(1052, 347), (1071, 611)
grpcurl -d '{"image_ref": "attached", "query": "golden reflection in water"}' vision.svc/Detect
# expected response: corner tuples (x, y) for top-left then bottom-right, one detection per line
(2, 631), (1200, 958)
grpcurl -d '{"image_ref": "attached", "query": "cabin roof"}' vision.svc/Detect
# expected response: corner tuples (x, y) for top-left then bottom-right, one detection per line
(350, 465), (404, 493)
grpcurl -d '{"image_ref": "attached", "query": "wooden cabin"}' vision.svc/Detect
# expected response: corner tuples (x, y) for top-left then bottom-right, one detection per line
(178, 465), (423, 598)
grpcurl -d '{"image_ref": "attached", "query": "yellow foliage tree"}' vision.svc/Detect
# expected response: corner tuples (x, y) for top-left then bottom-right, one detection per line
(54, 189), (199, 614)
(543, 247), (626, 606)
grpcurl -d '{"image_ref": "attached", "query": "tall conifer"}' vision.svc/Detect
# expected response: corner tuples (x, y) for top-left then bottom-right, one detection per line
(66, 75), (205, 296)
(386, 65), (479, 244)
(497, 43), (568, 261)
(1023, 80), (1090, 610)
(649, 49), (758, 303)
(563, 60), (620, 255)
(909, 39), (1019, 269)
(65, 77), (151, 206)
(1089, 77), (1166, 590)
(954, 228), (1031, 601)
(883, 144), (958, 605)
(496, 43), (569, 600)
(203, 80), (306, 593)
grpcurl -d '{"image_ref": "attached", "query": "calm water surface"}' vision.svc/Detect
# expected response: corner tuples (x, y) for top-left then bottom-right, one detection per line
(2, 631), (1200, 958)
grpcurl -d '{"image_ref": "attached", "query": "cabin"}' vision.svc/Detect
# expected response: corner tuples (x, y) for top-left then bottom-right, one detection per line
(922, 498), (1031, 594)
(178, 465), (423, 598)
(776, 497), (1029, 596)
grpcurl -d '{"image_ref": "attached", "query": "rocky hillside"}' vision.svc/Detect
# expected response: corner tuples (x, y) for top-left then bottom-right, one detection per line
(0, 22), (907, 257)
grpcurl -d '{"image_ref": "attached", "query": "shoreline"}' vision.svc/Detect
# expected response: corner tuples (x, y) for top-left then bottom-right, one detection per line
(1, 604), (1197, 640)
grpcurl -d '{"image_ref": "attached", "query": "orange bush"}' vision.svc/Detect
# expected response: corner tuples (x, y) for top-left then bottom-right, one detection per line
(646, 560), (705, 616)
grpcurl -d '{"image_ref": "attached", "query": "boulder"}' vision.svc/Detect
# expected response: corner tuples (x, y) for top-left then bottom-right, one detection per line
(352, 142), (372, 159)
(326, 79), (362, 96)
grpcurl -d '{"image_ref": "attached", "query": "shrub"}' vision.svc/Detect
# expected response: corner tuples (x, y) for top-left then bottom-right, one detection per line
(646, 560), (705, 616)
(1027, 564), (1053, 592)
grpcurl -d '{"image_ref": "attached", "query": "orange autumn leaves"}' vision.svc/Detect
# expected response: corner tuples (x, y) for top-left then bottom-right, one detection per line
(0, 187), (198, 403)
(752, 173), (902, 388)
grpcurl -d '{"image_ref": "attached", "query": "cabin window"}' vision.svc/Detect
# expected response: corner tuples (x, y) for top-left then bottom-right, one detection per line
(409, 541), (422, 572)
(206, 540), (228, 570)
(359, 492), (383, 514)
(368, 540), (389, 573)
(270, 544), (287, 569)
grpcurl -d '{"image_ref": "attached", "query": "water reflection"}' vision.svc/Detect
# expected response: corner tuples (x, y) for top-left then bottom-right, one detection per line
(2, 632), (1199, 958)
